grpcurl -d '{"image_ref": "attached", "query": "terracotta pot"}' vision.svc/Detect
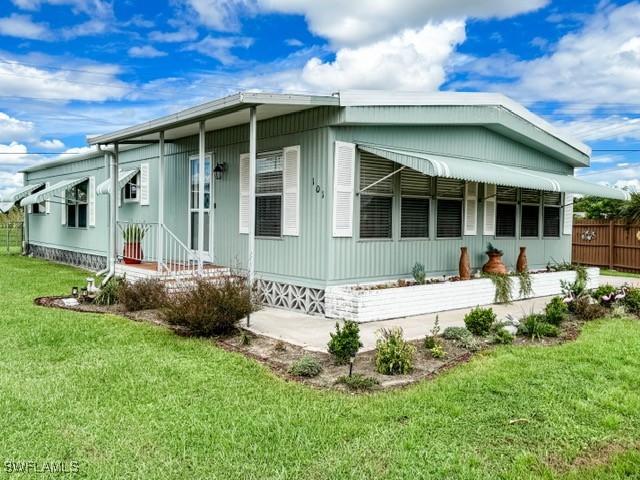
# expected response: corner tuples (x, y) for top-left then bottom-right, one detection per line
(459, 246), (471, 280)
(516, 246), (528, 273)
(482, 252), (507, 275)
(123, 242), (143, 264)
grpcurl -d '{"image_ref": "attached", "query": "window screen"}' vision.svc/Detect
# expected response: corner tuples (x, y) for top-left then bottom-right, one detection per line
(360, 196), (392, 238)
(521, 205), (539, 237)
(255, 152), (283, 237)
(436, 199), (462, 238)
(359, 153), (393, 239)
(496, 203), (516, 237)
(400, 168), (430, 238)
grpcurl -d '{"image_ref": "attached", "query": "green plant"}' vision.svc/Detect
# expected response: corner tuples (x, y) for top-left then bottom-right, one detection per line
(288, 355), (323, 377)
(518, 313), (560, 340)
(238, 331), (251, 346)
(327, 320), (363, 365)
(412, 262), (426, 285)
(485, 273), (513, 303)
(121, 223), (149, 243)
(517, 270), (533, 298)
(492, 328), (514, 345)
(375, 327), (415, 375)
(458, 333), (480, 351)
(442, 326), (471, 340)
(592, 284), (617, 304)
(335, 374), (380, 391)
(464, 307), (496, 336)
(485, 242), (503, 255)
(423, 335), (437, 349)
(274, 340), (287, 352)
(610, 303), (628, 318)
(162, 276), (259, 336)
(117, 277), (167, 311)
(621, 287), (640, 314)
(573, 296), (608, 321)
(544, 296), (568, 326)
(430, 344), (446, 359)
(93, 276), (126, 306)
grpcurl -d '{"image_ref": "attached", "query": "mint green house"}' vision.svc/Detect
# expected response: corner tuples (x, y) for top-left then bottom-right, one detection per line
(4, 91), (628, 316)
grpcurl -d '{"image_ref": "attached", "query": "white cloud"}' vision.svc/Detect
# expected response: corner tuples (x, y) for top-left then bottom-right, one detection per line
(124, 15), (155, 29)
(0, 142), (39, 167)
(0, 13), (52, 40)
(128, 45), (168, 58)
(0, 171), (24, 198)
(182, 0), (257, 32)
(183, 36), (253, 64)
(60, 19), (110, 39)
(36, 139), (65, 149)
(11, 0), (114, 19)
(556, 116), (640, 143)
(0, 113), (35, 142)
(149, 28), (199, 43)
(285, 38), (303, 47)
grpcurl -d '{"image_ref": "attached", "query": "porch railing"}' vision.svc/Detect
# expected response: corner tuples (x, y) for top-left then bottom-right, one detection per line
(117, 221), (199, 278)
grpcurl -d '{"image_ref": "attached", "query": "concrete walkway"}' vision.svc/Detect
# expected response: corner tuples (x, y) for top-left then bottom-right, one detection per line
(244, 275), (635, 353)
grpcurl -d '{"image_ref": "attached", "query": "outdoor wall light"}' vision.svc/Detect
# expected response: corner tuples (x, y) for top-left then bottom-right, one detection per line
(71, 286), (79, 297)
(213, 163), (226, 180)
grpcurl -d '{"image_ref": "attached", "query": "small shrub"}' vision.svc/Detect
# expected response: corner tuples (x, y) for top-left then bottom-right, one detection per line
(238, 331), (251, 346)
(430, 344), (446, 359)
(336, 374), (380, 390)
(610, 303), (628, 318)
(518, 313), (560, 340)
(327, 320), (363, 365)
(162, 277), (259, 336)
(423, 335), (437, 350)
(93, 276), (126, 306)
(573, 296), (608, 321)
(118, 278), (168, 311)
(288, 355), (323, 377)
(412, 262), (426, 285)
(545, 296), (568, 326)
(492, 328), (514, 345)
(621, 288), (640, 314)
(375, 327), (415, 375)
(458, 333), (479, 351)
(592, 284), (617, 304)
(442, 326), (471, 340)
(274, 340), (287, 352)
(464, 307), (496, 336)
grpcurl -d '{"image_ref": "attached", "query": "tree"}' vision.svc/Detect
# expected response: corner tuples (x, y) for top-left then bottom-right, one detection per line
(573, 195), (625, 219)
(620, 192), (640, 223)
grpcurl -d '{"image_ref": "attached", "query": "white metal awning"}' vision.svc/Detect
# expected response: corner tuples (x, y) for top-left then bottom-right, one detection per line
(96, 169), (138, 195)
(358, 144), (630, 201)
(0, 202), (13, 213)
(20, 177), (88, 206)
(0, 183), (44, 204)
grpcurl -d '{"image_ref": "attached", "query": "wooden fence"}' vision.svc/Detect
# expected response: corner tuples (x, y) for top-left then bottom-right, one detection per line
(572, 219), (640, 273)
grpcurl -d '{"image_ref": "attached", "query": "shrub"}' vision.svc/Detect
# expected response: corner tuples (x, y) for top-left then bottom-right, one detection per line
(93, 276), (126, 306)
(327, 320), (363, 365)
(442, 326), (471, 340)
(621, 288), (640, 314)
(336, 374), (380, 390)
(288, 355), (323, 377)
(545, 296), (568, 326)
(592, 284), (617, 304)
(518, 313), (560, 340)
(458, 333), (479, 351)
(274, 340), (287, 352)
(464, 307), (496, 336)
(118, 278), (168, 311)
(375, 327), (415, 375)
(573, 296), (608, 321)
(492, 328), (514, 345)
(430, 344), (446, 359)
(423, 335), (437, 350)
(412, 262), (426, 285)
(610, 303), (628, 319)
(162, 277), (258, 336)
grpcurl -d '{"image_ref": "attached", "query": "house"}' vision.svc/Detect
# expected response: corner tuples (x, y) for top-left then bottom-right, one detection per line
(2, 90), (629, 317)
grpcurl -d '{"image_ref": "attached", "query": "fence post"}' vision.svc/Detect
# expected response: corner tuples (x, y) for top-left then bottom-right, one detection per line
(609, 220), (614, 270)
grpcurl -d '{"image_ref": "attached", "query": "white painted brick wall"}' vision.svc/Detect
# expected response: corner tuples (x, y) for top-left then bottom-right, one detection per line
(325, 268), (600, 322)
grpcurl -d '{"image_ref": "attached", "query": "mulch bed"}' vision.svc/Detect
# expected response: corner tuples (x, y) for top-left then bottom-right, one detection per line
(35, 295), (586, 392)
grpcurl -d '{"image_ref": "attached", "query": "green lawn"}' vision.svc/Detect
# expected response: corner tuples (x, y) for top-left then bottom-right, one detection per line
(601, 269), (640, 279)
(1, 255), (639, 479)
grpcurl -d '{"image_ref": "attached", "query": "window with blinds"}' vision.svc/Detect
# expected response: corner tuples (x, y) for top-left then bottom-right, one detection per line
(521, 204), (539, 237)
(359, 153), (393, 239)
(256, 152), (283, 237)
(495, 185), (516, 237)
(543, 191), (561, 237)
(436, 178), (463, 238)
(401, 168), (430, 238)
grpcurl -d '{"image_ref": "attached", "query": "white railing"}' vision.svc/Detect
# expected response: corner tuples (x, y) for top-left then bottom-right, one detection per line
(117, 221), (199, 278)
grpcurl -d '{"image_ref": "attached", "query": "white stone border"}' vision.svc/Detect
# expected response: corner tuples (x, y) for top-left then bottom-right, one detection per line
(325, 268), (599, 323)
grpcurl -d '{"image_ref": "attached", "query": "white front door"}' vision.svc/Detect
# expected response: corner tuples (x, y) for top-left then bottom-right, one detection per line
(188, 154), (213, 261)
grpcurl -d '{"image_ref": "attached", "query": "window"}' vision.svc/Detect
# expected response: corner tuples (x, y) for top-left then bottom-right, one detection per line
(31, 184), (46, 214)
(543, 191), (561, 237)
(359, 152), (393, 239)
(256, 151), (283, 237)
(520, 189), (540, 237)
(124, 173), (139, 202)
(66, 181), (88, 229)
(401, 168), (431, 238)
(495, 186), (516, 237)
(436, 178), (463, 238)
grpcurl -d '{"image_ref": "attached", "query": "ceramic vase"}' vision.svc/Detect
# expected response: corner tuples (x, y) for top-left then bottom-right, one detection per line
(459, 247), (471, 280)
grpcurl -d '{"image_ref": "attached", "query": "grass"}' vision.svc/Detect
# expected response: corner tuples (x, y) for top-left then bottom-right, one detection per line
(1, 255), (640, 478)
(601, 268), (640, 279)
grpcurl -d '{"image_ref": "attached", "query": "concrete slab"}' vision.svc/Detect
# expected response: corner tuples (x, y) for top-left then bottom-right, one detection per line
(243, 275), (636, 353)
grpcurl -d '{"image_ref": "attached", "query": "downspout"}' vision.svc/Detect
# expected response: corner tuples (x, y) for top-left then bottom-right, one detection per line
(95, 145), (111, 276)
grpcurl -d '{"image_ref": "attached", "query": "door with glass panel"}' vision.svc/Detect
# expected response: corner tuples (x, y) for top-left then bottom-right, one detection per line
(188, 154), (212, 261)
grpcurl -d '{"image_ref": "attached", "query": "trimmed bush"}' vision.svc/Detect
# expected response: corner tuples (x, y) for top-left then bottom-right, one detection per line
(573, 296), (608, 321)
(621, 288), (640, 314)
(592, 284), (617, 304)
(327, 320), (363, 365)
(162, 277), (259, 336)
(423, 335), (437, 350)
(464, 307), (496, 336)
(442, 326), (471, 340)
(118, 278), (168, 311)
(336, 374), (380, 391)
(93, 276), (126, 306)
(288, 355), (323, 377)
(492, 328), (514, 345)
(518, 314), (560, 340)
(544, 296), (568, 326)
(375, 327), (415, 375)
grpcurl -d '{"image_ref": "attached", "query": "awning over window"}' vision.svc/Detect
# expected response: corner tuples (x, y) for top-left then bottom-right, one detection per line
(358, 144), (631, 201)
(20, 177), (87, 206)
(0, 183), (44, 204)
(96, 169), (138, 196)
(0, 202), (13, 213)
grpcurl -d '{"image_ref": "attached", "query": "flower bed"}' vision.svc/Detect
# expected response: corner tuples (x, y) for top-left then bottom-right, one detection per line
(325, 267), (600, 323)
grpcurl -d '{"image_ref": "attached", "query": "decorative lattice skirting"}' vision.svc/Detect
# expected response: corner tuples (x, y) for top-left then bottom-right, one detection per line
(256, 279), (325, 316)
(28, 244), (107, 271)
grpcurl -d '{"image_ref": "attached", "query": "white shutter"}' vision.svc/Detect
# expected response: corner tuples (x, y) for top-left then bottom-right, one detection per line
(45, 182), (50, 214)
(282, 145), (300, 236)
(464, 181), (478, 235)
(60, 195), (66, 225)
(483, 183), (497, 236)
(563, 193), (573, 235)
(89, 176), (96, 227)
(140, 163), (150, 206)
(332, 141), (355, 237)
(239, 153), (250, 234)
(27, 205), (32, 214)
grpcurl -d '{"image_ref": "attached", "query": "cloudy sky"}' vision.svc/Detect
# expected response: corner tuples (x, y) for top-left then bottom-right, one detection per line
(0, 0), (639, 196)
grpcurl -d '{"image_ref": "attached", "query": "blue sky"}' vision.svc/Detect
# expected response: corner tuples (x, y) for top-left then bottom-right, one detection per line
(0, 0), (639, 196)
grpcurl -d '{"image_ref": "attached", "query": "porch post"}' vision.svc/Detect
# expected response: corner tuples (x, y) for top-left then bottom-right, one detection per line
(198, 121), (205, 272)
(157, 131), (165, 272)
(111, 144), (119, 274)
(248, 106), (257, 287)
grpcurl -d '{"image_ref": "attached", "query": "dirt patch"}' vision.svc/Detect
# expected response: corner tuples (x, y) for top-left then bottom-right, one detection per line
(36, 295), (587, 392)
(548, 441), (640, 473)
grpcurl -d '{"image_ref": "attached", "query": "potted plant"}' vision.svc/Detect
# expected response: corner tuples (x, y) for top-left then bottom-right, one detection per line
(482, 242), (507, 275)
(121, 223), (148, 264)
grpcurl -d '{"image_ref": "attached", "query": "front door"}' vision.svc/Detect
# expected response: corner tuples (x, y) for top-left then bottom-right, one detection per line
(188, 154), (212, 261)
